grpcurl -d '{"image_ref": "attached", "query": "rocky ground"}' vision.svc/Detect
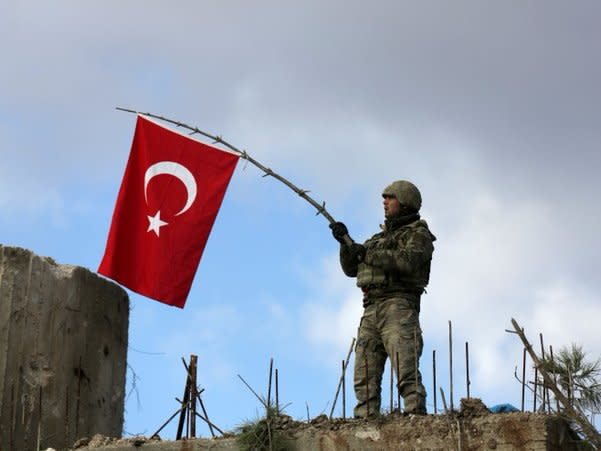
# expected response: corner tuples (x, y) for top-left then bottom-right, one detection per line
(61, 398), (585, 451)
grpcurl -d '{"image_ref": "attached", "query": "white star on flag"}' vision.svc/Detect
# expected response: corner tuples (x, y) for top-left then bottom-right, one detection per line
(147, 211), (168, 236)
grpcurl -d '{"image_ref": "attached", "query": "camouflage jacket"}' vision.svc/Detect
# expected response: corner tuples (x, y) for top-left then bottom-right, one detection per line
(340, 215), (435, 294)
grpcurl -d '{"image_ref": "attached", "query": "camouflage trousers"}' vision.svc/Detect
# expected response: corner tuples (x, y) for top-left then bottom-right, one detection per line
(353, 294), (426, 417)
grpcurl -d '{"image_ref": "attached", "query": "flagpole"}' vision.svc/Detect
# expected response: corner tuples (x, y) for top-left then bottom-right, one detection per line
(116, 107), (353, 246)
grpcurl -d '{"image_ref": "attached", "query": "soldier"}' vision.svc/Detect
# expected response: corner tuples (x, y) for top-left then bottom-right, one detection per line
(330, 180), (435, 417)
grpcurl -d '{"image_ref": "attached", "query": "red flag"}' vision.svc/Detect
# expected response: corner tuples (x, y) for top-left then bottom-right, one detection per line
(98, 115), (239, 308)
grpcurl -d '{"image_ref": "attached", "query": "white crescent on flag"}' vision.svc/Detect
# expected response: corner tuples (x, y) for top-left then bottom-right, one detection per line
(144, 161), (198, 216)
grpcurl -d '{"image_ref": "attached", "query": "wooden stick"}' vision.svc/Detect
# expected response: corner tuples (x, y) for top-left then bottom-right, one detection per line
(188, 357), (216, 437)
(115, 107), (353, 245)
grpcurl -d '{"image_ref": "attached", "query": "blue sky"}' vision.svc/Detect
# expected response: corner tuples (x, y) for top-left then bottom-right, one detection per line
(2, 0), (601, 438)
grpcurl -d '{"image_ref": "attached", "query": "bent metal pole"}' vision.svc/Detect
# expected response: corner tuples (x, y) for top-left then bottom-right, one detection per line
(116, 107), (353, 246)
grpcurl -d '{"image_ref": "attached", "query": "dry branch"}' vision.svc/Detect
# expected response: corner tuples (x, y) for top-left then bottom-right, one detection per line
(511, 318), (601, 449)
(116, 107), (353, 245)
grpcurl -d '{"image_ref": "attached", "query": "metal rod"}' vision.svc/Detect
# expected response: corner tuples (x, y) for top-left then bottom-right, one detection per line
(440, 388), (449, 414)
(196, 393), (216, 437)
(539, 333), (548, 413)
(152, 404), (187, 439)
(433, 350), (438, 414)
(176, 360), (192, 440)
(115, 107), (353, 245)
(439, 388), (460, 451)
(267, 358), (273, 411)
(306, 402), (310, 421)
(448, 321), (454, 412)
(186, 394), (190, 439)
(329, 337), (356, 419)
(192, 405), (225, 435)
(533, 367), (538, 412)
(342, 360), (346, 420)
(190, 355), (198, 438)
(237, 374), (267, 408)
(521, 347), (526, 412)
(275, 369), (279, 415)
(550, 345), (560, 412)
(465, 341), (470, 399)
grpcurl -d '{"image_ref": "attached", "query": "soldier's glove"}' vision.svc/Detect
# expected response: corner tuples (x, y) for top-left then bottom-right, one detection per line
(348, 243), (366, 263)
(329, 222), (349, 244)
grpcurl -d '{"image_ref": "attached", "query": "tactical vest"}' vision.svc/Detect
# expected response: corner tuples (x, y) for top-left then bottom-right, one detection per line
(356, 220), (433, 291)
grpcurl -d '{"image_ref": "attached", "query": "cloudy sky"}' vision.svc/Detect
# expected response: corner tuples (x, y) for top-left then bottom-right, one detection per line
(2, 0), (600, 437)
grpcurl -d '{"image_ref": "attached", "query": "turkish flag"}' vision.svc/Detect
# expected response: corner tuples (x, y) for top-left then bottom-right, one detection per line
(98, 115), (239, 308)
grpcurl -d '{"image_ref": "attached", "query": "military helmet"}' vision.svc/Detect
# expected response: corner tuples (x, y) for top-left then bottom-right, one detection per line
(382, 180), (422, 211)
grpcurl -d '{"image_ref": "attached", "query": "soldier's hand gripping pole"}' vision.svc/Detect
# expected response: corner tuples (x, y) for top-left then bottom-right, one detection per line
(116, 107), (353, 245)
(329, 222), (354, 247)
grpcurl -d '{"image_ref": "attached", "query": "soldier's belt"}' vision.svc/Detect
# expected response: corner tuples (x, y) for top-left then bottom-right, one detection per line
(361, 285), (423, 296)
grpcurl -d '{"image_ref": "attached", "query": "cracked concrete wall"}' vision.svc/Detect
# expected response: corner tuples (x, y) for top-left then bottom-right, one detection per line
(0, 245), (129, 451)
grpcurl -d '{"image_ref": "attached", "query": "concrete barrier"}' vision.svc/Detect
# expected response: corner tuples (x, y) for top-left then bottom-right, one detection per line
(0, 245), (129, 451)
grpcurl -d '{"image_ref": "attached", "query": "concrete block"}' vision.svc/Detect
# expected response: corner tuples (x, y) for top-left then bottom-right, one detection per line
(0, 245), (129, 451)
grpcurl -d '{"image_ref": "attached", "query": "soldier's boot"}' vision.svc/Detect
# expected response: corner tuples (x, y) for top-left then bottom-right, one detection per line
(403, 394), (426, 415)
(353, 400), (381, 419)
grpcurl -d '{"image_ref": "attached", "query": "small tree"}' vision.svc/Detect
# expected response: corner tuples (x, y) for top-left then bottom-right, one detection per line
(544, 343), (601, 417)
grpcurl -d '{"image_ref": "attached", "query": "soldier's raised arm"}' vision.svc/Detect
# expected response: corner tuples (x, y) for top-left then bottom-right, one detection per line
(329, 221), (365, 277)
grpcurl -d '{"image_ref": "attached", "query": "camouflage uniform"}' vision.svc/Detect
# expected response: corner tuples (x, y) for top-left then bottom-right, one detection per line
(338, 181), (435, 417)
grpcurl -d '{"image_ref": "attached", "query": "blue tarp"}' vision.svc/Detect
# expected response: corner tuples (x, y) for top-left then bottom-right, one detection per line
(489, 403), (520, 413)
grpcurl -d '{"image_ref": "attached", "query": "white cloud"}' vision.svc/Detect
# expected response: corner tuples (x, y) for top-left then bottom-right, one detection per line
(301, 254), (363, 358)
(528, 283), (601, 357)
